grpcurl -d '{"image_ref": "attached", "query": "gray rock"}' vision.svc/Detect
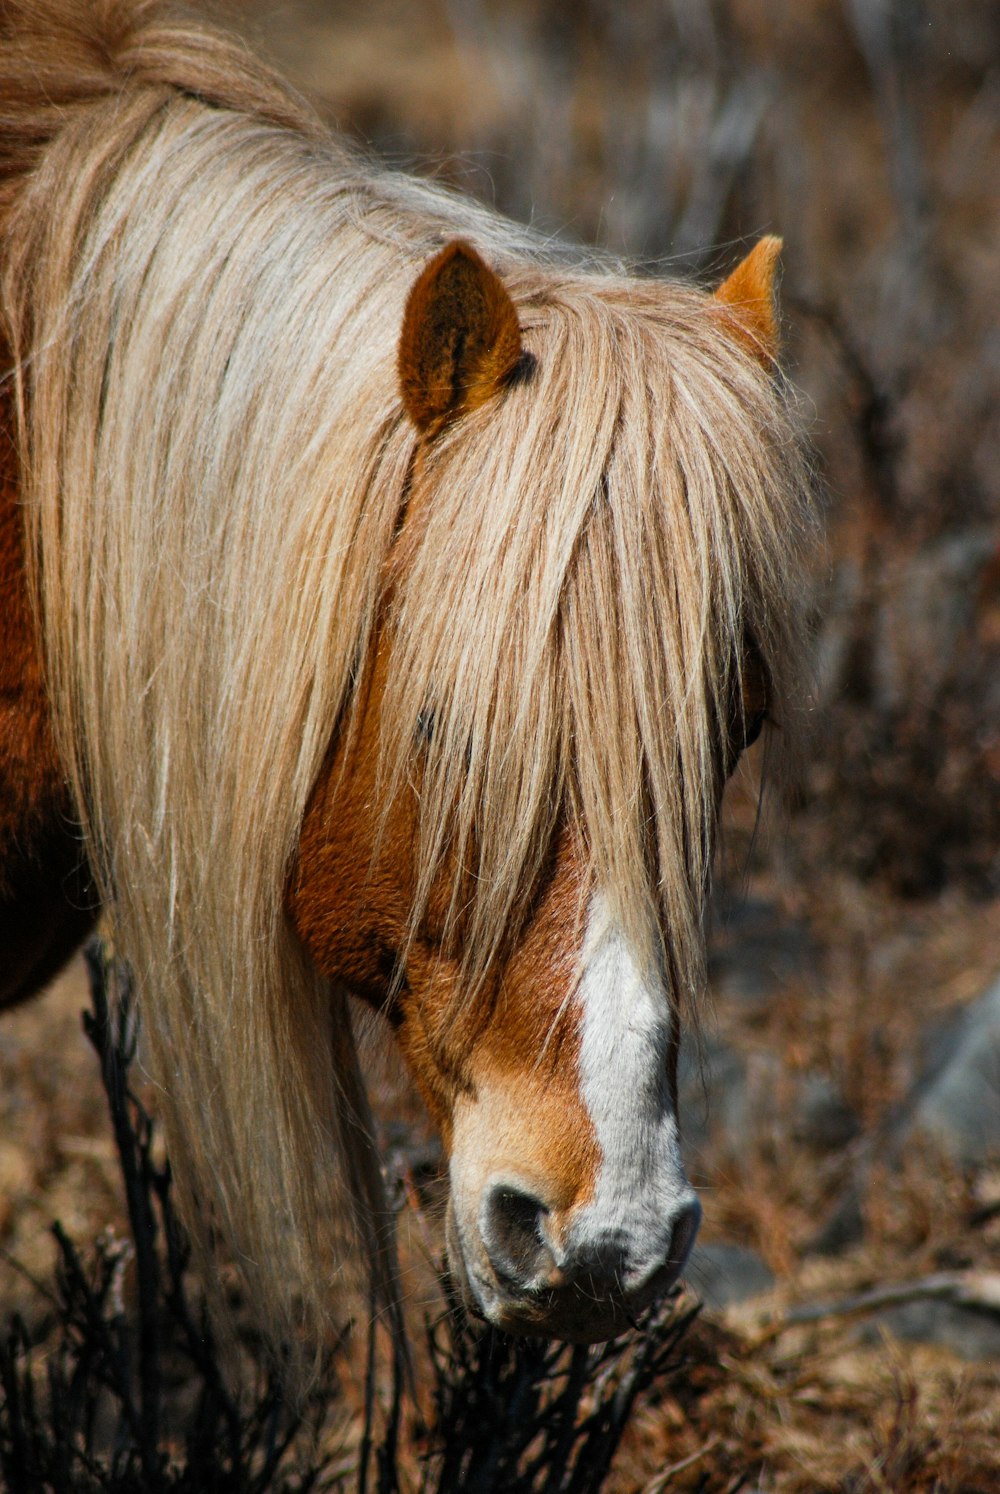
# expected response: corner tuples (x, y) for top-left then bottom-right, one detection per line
(686, 1242), (775, 1310)
(708, 896), (814, 1015)
(905, 975), (1000, 1166)
(679, 1034), (858, 1161)
(792, 1072), (860, 1151)
(865, 1300), (1000, 1363)
(806, 1183), (866, 1257)
(677, 1034), (749, 1156)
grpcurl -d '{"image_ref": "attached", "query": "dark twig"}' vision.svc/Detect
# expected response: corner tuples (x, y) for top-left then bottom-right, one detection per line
(0, 938), (341, 1492)
(421, 1294), (702, 1492)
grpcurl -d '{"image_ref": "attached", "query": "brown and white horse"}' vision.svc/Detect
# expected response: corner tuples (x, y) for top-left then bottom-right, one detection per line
(0, 1), (811, 1347)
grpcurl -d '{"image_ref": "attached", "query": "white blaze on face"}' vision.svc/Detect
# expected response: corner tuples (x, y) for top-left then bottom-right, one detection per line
(566, 893), (697, 1288)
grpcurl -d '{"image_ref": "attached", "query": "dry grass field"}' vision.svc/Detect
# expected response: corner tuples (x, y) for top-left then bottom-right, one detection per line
(2, 1), (999, 1489)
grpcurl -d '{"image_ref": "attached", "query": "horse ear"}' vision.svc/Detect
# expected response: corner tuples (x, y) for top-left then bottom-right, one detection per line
(714, 236), (782, 367)
(398, 240), (523, 434)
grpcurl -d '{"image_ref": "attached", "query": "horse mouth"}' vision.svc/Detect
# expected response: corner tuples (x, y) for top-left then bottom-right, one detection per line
(443, 1199), (683, 1343)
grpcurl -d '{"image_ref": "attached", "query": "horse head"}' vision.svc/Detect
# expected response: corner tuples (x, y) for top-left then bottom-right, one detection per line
(289, 239), (781, 1340)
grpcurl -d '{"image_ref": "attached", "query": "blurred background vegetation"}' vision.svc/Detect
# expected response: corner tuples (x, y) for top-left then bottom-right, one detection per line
(244, 0), (1000, 901)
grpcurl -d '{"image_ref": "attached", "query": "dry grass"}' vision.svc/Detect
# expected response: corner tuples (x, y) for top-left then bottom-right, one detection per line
(3, 905), (1000, 1490)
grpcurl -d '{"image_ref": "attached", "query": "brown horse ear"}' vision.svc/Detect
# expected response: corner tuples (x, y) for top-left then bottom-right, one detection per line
(398, 240), (522, 434)
(714, 236), (782, 367)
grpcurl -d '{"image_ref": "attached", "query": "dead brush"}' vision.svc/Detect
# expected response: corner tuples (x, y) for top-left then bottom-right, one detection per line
(0, 941), (706, 1493)
(0, 941), (340, 1494)
(414, 1297), (701, 1493)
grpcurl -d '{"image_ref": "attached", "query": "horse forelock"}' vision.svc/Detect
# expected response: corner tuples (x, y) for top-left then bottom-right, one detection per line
(1, 0), (812, 1360)
(380, 277), (812, 1015)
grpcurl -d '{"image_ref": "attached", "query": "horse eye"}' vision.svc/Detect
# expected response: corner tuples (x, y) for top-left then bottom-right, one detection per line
(742, 709), (766, 750)
(416, 709), (435, 744)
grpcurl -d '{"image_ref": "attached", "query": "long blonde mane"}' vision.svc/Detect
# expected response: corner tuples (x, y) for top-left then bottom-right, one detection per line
(1, 1), (811, 1349)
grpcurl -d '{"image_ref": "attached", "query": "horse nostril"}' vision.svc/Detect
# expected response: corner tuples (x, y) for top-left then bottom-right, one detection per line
(669, 1196), (702, 1275)
(481, 1183), (553, 1287)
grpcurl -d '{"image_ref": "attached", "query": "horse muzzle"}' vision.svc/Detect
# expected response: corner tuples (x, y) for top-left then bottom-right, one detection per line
(445, 1174), (701, 1341)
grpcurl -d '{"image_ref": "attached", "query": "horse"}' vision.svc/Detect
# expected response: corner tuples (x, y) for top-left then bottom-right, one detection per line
(0, 0), (811, 1349)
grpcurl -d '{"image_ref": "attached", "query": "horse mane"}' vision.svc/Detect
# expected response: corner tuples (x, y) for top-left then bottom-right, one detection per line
(0, 0), (812, 1353)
